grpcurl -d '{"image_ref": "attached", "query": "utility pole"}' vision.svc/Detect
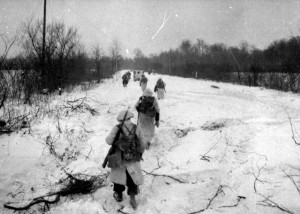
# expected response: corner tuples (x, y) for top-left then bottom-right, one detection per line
(42, 0), (47, 86)
(168, 56), (172, 75)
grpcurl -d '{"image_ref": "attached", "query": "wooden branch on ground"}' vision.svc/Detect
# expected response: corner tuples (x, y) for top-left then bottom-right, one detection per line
(211, 85), (220, 89)
(85, 104), (99, 116)
(84, 145), (93, 160)
(199, 134), (222, 162)
(246, 152), (268, 160)
(250, 156), (296, 214)
(199, 155), (211, 162)
(187, 185), (225, 214)
(257, 193), (294, 214)
(149, 156), (162, 173)
(281, 169), (300, 196)
(66, 97), (87, 104)
(219, 196), (246, 208)
(287, 164), (300, 171)
(64, 97), (87, 112)
(168, 144), (179, 151)
(4, 194), (60, 211)
(80, 121), (93, 134)
(284, 108), (300, 145)
(1, 110), (30, 134)
(3, 168), (106, 212)
(250, 160), (268, 193)
(142, 170), (187, 183)
(160, 154), (176, 168)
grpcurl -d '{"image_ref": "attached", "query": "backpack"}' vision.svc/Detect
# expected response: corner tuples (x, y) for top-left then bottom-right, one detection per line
(156, 80), (165, 88)
(122, 74), (128, 80)
(116, 124), (142, 162)
(138, 96), (156, 118)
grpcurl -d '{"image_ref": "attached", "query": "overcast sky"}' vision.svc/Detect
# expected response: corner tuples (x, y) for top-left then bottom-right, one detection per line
(1, 0), (300, 57)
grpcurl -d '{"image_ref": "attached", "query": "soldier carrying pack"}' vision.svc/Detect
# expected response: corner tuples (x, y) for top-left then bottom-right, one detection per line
(116, 124), (142, 162)
(137, 96), (156, 118)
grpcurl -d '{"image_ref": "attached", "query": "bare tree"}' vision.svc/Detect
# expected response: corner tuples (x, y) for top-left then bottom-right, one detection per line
(92, 44), (104, 83)
(22, 19), (80, 90)
(180, 39), (192, 56)
(133, 48), (144, 59)
(0, 33), (18, 70)
(108, 38), (121, 76)
(195, 39), (208, 56)
(53, 22), (80, 87)
(0, 33), (18, 109)
(133, 48), (148, 70)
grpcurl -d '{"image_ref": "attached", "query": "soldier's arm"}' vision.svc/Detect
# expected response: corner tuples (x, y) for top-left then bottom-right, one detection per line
(153, 98), (160, 113)
(105, 125), (119, 145)
(136, 128), (147, 153)
(154, 98), (160, 127)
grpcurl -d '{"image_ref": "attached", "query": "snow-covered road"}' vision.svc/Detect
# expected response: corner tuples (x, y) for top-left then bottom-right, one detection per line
(1, 70), (300, 214)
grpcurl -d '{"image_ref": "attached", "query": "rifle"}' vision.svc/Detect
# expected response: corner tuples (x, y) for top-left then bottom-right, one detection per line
(102, 109), (129, 168)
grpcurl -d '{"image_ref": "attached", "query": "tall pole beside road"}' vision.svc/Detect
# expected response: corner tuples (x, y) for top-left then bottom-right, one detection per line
(42, 0), (47, 87)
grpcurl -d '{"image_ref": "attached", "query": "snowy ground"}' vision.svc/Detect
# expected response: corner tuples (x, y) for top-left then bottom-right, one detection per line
(1, 70), (300, 214)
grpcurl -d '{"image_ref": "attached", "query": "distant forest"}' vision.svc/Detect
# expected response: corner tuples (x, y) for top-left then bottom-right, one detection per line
(1, 19), (300, 104)
(123, 37), (300, 93)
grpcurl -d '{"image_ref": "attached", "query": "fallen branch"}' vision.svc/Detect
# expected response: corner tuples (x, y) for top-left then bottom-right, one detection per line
(199, 134), (222, 162)
(187, 185), (225, 214)
(249, 154), (268, 193)
(142, 170), (187, 183)
(257, 193), (294, 214)
(281, 169), (300, 196)
(251, 163), (268, 193)
(66, 97), (87, 104)
(149, 156), (162, 173)
(199, 155), (211, 162)
(85, 104), (99, 116)
(1, 110), (30, 134)
(64, 97), (87, 112)
(211, 85), (220, 89)
(3, 171), (106, 212)
(168, 144), (179, 151)
(284, 108), (300, 145)
(219, 196), (246, 208)
(79, 120), (93, 134)
(4, 194), (60, 211)
(84, 145), (93, 160)
(160, 154), (176, 168)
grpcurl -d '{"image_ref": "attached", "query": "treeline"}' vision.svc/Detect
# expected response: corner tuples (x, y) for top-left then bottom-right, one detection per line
(1, 19), (123, 103)
(2, 19), (300, 105)
(2, 20), (119, 88)
(122, 38), (300, 93)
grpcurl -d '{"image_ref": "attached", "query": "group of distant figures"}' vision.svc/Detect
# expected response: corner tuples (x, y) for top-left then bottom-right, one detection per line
(122, 70), (166, 100)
